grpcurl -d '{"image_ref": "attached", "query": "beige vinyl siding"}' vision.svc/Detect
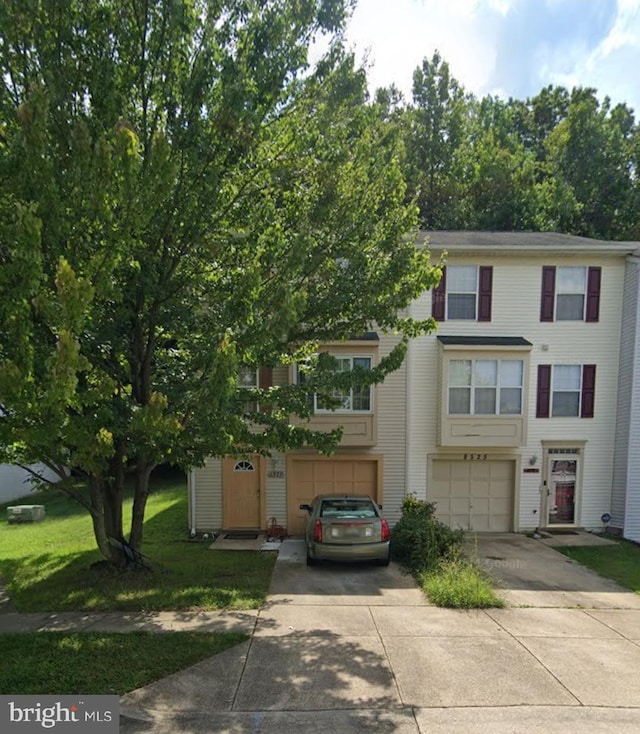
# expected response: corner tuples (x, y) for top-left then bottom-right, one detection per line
(374, 333), (407, 525)
(617, 257), (640, 541)
(192, 457), (222, 531)
(272, 365), (289, 387)
(611, 257), (639, 531)
(265, 450), (287, 527)
(408, 253), (627, 532)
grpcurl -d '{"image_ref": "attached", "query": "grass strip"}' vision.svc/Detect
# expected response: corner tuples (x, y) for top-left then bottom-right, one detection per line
(0, 631), (247, 695)
(557, 538), (640, 594)
(421, 558), (505, 609)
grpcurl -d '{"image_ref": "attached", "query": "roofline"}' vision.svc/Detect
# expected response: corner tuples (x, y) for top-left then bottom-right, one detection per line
(416, 230), (639, 256)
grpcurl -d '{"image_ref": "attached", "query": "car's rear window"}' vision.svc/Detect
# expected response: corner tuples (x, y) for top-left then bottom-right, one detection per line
(320, 499), (377, 519)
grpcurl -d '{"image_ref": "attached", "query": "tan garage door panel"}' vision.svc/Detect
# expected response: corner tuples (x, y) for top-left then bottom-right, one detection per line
(430, 460), (514, 532)
(288, 458), (379, 536)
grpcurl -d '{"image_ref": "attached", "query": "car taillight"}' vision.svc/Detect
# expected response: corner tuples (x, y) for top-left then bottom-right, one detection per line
(381, 519), (390, 542)
(313, 520), (323, 543)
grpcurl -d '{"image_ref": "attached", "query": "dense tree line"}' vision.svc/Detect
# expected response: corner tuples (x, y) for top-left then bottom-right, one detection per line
(377, 52), (640, 240)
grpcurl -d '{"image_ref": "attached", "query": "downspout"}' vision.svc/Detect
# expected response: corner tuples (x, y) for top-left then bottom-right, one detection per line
(189, 469), (197, 536)
(405, 313), (414, 500)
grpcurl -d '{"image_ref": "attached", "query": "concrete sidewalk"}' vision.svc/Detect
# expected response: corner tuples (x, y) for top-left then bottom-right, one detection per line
(3, 536), (640, 732)
(118, 538), (640, 733)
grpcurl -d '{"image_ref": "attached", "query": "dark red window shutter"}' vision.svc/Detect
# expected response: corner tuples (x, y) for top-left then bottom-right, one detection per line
(259, 367), (273, 412)
(431, 267), (446, 321)
(540, 266), (556, 322)
(478, 266), (493, 322)
(586, 267), (601, 322)
(259, 367), (273, 390)
(581, 364), (596, 418)
(536, 365), (551, 418)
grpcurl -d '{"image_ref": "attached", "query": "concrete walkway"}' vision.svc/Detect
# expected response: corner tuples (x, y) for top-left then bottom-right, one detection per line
(3, 536), (640, 732)
(117, 536), (640, 733)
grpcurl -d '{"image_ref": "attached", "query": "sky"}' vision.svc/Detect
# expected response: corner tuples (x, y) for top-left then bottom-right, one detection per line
(342, 0), (640, 114)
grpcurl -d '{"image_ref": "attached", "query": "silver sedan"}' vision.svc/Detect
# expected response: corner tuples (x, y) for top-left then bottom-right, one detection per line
(300, 494), (391, 567)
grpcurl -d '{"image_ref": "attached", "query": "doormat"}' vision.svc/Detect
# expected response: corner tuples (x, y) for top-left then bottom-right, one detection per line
(544, 529), (580, 535)
(223, 532), (259, 540)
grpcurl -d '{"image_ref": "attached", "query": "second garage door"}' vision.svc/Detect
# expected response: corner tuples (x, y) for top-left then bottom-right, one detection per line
(430, 459), (514, 532)
(287, 457), (380, 536)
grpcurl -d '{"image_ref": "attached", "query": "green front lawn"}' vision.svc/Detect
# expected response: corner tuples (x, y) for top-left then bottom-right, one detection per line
(0, 469), (276, 612)
(558, 537), (640, 594)
(0, 631), (247, 695)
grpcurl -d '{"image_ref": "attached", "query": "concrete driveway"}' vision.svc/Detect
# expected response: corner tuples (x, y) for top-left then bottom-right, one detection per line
(471, 532), (640, 609)
(121, 537), (640, 733)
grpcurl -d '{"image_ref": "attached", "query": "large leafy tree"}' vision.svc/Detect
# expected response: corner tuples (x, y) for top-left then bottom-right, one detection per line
(0, 0), (439, 566)
(403, 51), (468, 229)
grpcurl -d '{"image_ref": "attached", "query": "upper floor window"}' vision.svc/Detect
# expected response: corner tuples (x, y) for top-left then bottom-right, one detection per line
(317, 356), (372, 412)
(449, 359), (523, 415)
(551, 365), (582, 415)
(536, 364), (596, 418)
(557, 267), (587, 320)
(448, 266), (478, 320)
(540, 266), (601, 322)
(297, 356), (373, 413)
(432, 265), (492, 322)
(239, 365), (259, 413)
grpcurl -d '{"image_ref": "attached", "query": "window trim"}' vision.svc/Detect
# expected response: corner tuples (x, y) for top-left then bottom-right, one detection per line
(447, 358), (524, 416)
(555, 266), (587, 321)
(296, 354), (374, 414)
(446, 265), (479, 321)
(551, 364), (582, 416)
(540, 266), (601, 323)
(239, 365), (259, 413)
(536, 364), (596, 418)
(432, 265), (493, 322)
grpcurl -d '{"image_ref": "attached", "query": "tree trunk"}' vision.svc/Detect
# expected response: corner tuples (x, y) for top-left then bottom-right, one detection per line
(129, 460), (155, 551)
(89, 477), (126, 567)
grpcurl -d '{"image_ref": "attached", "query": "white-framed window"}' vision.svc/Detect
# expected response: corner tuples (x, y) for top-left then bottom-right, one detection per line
(449, 359), (524, 415)
(239, 365), (259, 413)
(551, 365), (582, 416)
(297, 355), (373, 413)
(556, 267), (587, 321)
(447, 265), (478, 320)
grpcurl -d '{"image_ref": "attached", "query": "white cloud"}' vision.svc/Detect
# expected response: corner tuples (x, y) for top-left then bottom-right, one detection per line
(344, 0), (501, 100)
(342, 0), (640, 113)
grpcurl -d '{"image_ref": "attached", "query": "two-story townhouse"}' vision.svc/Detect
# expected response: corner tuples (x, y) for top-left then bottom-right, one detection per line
(611, 247), (640, 542)
(406, 231), (637, 534)
(189, 330), (409, 536)
(189, 230), (638, 537)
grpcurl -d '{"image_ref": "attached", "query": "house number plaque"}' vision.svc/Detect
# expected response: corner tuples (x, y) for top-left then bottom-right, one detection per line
(463, 454), (488, 461)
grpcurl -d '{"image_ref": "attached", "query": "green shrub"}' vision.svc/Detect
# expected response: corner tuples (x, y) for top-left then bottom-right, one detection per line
(422, 557), (505, 609)
(390, 495), (464, 573)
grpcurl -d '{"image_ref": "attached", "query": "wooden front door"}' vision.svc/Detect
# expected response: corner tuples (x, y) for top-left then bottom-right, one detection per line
(222, 457), (262, 528)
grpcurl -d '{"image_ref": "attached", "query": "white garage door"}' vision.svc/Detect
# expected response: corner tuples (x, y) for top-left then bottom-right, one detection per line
(430, 459), (514, 532)
(288, 457), (380, 536)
